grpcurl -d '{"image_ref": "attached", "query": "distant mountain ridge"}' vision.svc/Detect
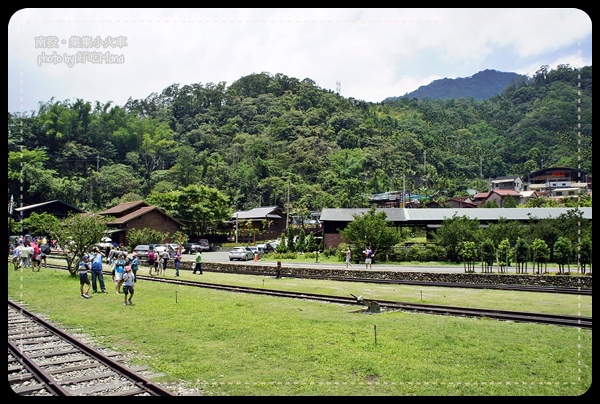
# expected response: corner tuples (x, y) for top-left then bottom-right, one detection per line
(385, 69), (525, 102)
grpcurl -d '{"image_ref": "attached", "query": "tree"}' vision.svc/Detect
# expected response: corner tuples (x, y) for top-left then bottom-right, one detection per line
(433, 214), (481, 263)
(148, 184), (231, 236)
(126, 228), (172, 248)
(553, 236), (573, 274)
(296, 228), (306, 253)
(513, 237), (529, 274)
(480, 238), (496, 273)
(339, 207), (402, 260)
(49, 213), (113, 275)
(497, 239), (512, 273)
(531, 238), (550, 275)
(305, 233), (317, 253)
(459, 240), (478, 273)
(286, 227), (296, 253)
(9, 212), (60, 237)
(578, 236), (592, 275)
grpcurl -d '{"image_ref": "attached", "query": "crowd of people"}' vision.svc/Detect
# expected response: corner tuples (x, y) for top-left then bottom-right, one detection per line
(9, 235), (53, 271)
(74, 244), (187, 303)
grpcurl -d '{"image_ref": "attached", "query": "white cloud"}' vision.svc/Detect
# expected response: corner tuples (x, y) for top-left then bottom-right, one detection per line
(8, 8), (592, 113)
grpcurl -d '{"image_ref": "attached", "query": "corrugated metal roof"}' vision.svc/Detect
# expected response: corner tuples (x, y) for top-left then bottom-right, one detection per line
(320, 207), (592, 223)
(320, 208), (407, 222)
(232, 206), (282, 220)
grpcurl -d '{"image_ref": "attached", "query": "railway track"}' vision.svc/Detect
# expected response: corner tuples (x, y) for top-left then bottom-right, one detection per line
(8, 300), (176, 397)
(141, 276), (591, 329)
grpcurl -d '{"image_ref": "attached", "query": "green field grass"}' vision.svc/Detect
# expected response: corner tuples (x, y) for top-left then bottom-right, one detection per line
(7, 266), (592, 396)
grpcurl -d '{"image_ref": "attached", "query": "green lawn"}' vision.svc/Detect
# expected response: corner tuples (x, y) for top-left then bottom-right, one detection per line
(8, 266), (592, 396)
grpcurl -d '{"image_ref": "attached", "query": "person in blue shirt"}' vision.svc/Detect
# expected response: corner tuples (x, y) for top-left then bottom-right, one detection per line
(122, 266), (135, 305)
(112, 252), (127, 294)
(130, 253), (140, 282)
(90, 247), (107, 293)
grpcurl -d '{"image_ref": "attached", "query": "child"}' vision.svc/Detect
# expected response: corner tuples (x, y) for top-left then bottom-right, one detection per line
(122, 266), (135, 305)
(79, 254), (91, 298)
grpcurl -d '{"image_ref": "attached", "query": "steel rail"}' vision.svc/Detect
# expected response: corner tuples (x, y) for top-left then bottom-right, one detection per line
(8, 299), (175, 396)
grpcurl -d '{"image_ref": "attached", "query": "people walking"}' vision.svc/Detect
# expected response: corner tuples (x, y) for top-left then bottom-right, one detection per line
(112, 252), (127, 294)
(90, 247), (107, 293)
(173, 251), (181, 276)
(11, 243), (22, 271)
(78, 254), (91, 298)
(363, 246), (374, 270)
(193, 250), (203, 274)
(147, 248), (158, 276)
(345, 247), (353, 268)
(21, 243), (32, 269)
(122, 266), (135, 305)
(39, 241), (51, 267)
(160, 249), (169, 275)
(130, 252), (139, 282)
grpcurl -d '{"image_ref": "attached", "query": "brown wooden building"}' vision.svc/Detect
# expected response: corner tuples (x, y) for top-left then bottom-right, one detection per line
(97, 201), (184, 247)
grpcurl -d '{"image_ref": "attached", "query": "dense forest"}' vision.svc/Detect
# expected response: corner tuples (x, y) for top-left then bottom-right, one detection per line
(7, 64), (592, 223)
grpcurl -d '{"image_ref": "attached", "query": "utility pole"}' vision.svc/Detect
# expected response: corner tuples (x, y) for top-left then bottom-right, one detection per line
(235, 212), (238, 244)
(402, 173), (406, 208)
(285, 180), (290, 230)
(480, 156), (483, 178)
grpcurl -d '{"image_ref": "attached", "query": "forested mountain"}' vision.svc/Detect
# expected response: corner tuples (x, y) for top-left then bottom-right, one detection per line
(7, 64), (592, 220)
(384, 69), (525, 101)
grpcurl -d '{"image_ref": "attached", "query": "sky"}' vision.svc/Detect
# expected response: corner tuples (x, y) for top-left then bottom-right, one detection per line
(8, 8), (592, 115)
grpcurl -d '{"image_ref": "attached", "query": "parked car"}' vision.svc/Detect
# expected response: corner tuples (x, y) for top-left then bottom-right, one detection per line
(256, 242), (274, 253)
(248, 246), (265, 259)
(182, 243), (201, 254)
(198, 238), (211, 252)
(154, 244), (176, 259)
(228, 246), (254, 261)
(132, 245), (151, 259)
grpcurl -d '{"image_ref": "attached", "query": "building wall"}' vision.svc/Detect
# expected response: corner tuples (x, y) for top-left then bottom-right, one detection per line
(110, 211), (182, 246)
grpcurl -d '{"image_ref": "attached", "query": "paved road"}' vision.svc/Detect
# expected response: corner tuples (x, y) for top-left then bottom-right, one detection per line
(184, 251), (523, 274)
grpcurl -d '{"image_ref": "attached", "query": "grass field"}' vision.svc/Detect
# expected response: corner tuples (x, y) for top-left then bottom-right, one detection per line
(7, 265), (592, 396)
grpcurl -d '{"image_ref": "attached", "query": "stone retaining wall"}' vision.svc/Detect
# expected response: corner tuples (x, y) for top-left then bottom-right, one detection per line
(197, 262), (591, 289)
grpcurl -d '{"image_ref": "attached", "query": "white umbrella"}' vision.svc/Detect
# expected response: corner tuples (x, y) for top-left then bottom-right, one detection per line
(101, 236), (112, 242)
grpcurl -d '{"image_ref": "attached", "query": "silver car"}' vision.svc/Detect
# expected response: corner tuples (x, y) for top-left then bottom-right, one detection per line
(228, 246), (254, 261)
(248, 246), (265, 258)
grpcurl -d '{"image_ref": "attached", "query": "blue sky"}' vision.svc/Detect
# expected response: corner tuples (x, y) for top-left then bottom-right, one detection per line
(8, 8), (592, 114)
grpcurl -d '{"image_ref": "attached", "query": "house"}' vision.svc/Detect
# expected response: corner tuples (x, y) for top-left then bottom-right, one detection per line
(491, 175), (523, 192)
(368, 191), (404, 208)
(519, 190), (539, 204)
(483, 190), (521, 207)
(446, 197), (478, 208)
(97, 201), (184, 247)
(471, 192), (490, 205)
(230, 206), (286, 244)
(524, 167), (588, 192)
